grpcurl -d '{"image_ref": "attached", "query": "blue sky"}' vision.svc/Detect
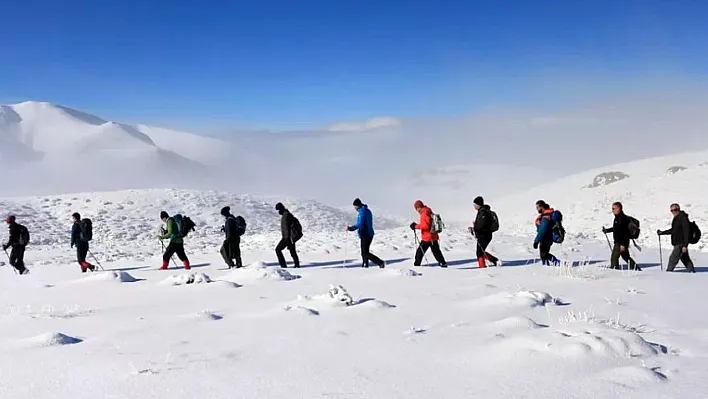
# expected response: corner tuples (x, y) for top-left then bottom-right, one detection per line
(1, 0), (706, 130)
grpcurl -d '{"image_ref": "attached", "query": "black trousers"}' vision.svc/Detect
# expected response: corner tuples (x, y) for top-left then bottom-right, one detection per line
(475, 235), (498, 263)
(9, 245), (26, 273)
(76, 242), (91, 266)
(221, 239), (242, 268)
(667, 245), (696, 272)
(163, 242), (188, 262)
(360, 235), (384, 267)
(414, 240), (447, 266)
(610, 243), (638, 270)
(275, 238), (300, 268)
(539, 242), (557, 265)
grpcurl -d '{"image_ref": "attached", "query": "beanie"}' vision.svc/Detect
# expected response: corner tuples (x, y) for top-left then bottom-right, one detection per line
(275, 202), (285, 212)
(160, 211), (169, 219)
(220, 206), (231, 217)
(473, 196), (484, 206)
(353, 198), (363, 207)
(72, 212), (81, 220)
(414, 200), (424, 209)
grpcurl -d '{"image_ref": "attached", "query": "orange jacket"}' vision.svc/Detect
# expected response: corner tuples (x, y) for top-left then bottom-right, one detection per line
(415, 206), (439, 242)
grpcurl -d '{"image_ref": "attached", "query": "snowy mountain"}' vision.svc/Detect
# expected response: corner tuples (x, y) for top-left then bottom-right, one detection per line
(496, 149), (708, 250)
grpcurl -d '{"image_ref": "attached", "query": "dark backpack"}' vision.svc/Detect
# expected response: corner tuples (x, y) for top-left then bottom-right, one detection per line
(627, 216), (641, 240)
(689, 220), (701, 245)
(489, 210), (500, 233)
(290, 216), (303, 243)
(79, 218), (93, 242)
(18, 224), (30, 246)
(234, 215), (247, 237)
(550, 210), (565, 244)
(180, 216), (196, 237)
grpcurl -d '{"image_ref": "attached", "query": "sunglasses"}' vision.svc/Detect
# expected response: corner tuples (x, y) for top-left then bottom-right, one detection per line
(670, 208), (679, 213)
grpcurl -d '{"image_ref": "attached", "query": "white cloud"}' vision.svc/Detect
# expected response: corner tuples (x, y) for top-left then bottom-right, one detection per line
(327, 116), (402, 132)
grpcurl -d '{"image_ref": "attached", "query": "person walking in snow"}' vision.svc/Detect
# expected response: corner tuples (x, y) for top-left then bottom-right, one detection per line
(410, 200), (447, 268)
(220, 206), (243, 269)
(602, 202), (640, 271)
(347, 198), (386, 268)
(70, 212), (95, 273)
(3, 215), (29, 275)
(658, 203), (696, 273)
(533, 200), (560, 266)
(468, 196), (499, 268)
(159, 211), (191, 270)
(275, 203), (301, 268)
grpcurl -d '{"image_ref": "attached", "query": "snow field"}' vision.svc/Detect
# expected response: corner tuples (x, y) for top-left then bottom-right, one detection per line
(1, 238), (706, 398)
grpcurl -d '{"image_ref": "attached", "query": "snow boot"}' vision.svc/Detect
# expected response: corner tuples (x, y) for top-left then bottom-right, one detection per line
(485, 253), (498, 266)
(160, 260), (169, 270)
(477, 257), (487, 268)
(183, 260), (191, 270)
(80, 262), (93, 273)
(379, 260), (386, 269)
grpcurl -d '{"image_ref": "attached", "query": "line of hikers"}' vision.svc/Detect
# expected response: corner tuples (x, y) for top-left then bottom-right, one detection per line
(2, 197), (701, 275)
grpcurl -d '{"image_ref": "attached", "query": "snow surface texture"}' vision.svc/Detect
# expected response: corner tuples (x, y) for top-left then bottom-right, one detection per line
(1, 239), (705, 399)
(496, 149), (708, 251)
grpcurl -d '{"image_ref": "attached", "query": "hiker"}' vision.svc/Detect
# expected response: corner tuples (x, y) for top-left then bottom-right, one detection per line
(346, 198), (386, 268)
(2, 215), (29, 275)
(533, 200), (560, 266)
(658, 203), (696, 273)
(410, 200), (447, 268)
(159, 211), (191, 270)
(70, 212), (95, 273)
(602, 202), (640, 271)
(220, 206), (243, 269)
(469, 196), (499, 268)
(275, 203), (300, 268)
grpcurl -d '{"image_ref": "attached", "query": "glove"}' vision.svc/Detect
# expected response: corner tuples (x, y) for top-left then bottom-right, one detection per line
(656, 229), (661, 236)
(468, 227), (474, 236)
(1, 244), (7, 251)
(601, 227), (607, 234)
(70, 243), (74, 249)
(533, 241), (539, 249)
(410, 222), (417, 230)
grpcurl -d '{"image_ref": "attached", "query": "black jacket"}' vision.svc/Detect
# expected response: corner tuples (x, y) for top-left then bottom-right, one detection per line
(6, 222), (25, 248)
(605, 212), (631, 246)
(660, 211), (691, 247)
(71, 222), (84, 247)
(473, 205), (493, 238)
(223, 215), (240, 241)
(280, 210), (294, 239)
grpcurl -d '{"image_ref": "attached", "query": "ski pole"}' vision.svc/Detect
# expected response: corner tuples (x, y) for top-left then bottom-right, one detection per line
(88, 249), (105, 271)
(659, 234), (664, 271)
(160, 238), (177, 267)
(603, 232), (613, 251)
(414, 231), (430, 266)
(3, 249), (18, 274)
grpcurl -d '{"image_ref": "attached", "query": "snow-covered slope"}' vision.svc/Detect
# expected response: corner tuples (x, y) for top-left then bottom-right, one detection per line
(496, 149), (708, 250)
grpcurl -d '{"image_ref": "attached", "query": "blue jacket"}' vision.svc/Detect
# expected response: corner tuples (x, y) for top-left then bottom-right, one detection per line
(71, 222), (87, 248)
(534, 210), (554, 244)
(348, 205), (375, 239)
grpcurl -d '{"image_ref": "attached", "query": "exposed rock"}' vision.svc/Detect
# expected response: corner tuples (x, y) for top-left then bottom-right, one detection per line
(584, 172), (630, 189)
(666, 166), (688, 175)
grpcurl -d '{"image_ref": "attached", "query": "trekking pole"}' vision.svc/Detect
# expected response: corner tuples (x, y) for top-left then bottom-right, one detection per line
(603, 232), (613, 251)
(342, 233), (348, 268)
(414, 231), (430, 266)
(160, 238), (177, 267)
(3, 249), (18, 274)
(88, 249), (105, 271)
(658, 234), (663, 271)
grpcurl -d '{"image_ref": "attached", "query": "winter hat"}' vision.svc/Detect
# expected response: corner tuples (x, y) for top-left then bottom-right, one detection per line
(414, 200), (424, 209)
(220, 206), (231, 217)
(72, 212), (81, 220)
(473, 196), (484, 206)
(4, 214), (15, 223)
(160, 211), (169, 220)
(353, 198), (363, 207)
(275, 202), (285, 212)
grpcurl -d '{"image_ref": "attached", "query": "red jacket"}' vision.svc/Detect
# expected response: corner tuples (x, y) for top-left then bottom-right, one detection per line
(415, 206), (439, 242)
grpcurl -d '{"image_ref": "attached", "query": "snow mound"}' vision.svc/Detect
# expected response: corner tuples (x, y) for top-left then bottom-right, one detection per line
(475, 290), (559, 309)
(387, 268), (422, 277)
(160, 273), (212, 286)
(297, 285), (354, 307)
(354, 299), (396, 309)
(553, 324), (661, 358)
(491, 316), (545, 331)
(26, 332), (83, 347)
(78, 271), (138, 283)
(223, 263), (300, 283)
(598, 366), (668, 386)
(283, 305), (320, 316)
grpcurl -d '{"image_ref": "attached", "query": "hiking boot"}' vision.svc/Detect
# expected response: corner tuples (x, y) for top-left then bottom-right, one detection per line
(88, 265), (96, 272)
(379, 261), (386, 269)
(440, 263), (448, 268)
(160, 260), (169, 270)
(19, 268), (29, 275)
(183, 260), (191, 270)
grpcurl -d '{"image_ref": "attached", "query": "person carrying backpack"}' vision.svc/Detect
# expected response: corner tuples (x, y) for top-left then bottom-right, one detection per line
(220, 206), (243, 269)
(657, 203), (696, 273)
(410, 200), (447, 268)
(159, 211), (190, 270)
(533, 200), (560, 266)
(70, 212), (95, 273)
(275, 202), (301, 268)
(602, 202), (640, 271)
(468, 196), (499, 268)
(347, 198), (386, 268)
(3, 215), (29, 275)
